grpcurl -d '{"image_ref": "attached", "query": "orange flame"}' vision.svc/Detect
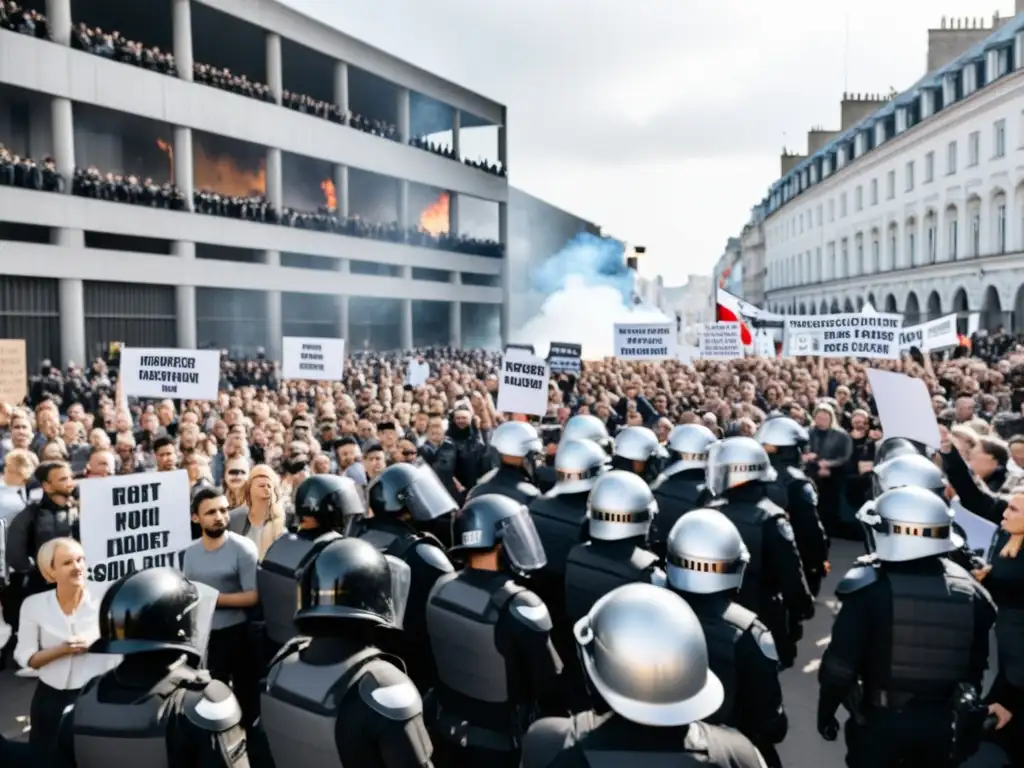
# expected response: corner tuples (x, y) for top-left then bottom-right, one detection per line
(321, 179), (337, 212)
(419, 192), (450, 236)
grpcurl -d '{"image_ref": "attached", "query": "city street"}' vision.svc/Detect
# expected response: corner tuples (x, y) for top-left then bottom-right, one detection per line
(0, 540), (1009, 766)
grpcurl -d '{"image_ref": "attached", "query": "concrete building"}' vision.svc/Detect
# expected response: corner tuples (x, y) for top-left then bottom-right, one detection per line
(663, 275), (714, 345)
(760, 11), (1024, 333)
(0, 0), (508, 366)
(633, 272), (666, 313)
(714, 237), (743, 299)
(740, 215), (767, 307)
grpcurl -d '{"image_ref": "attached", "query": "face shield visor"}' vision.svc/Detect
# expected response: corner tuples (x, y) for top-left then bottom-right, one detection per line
(383, 554), (412, 630)
(186, 582), (219, 668)
(499, 511), (547, 573)
(402, 469), (459, 522)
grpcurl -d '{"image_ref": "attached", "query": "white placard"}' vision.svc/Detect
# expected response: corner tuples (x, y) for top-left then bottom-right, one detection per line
(282, 337), (346, 380)
(700, 322), (744, 360)
(755, 329), (775, 357)
(80, 470), (193, 584)
(898, 313), (959, 353)
(613, 322), (674, 360)
(406, 359), (430, 387)
(677, 344), (699, 366)
(783, 313), (902, 359)
(496, 347), (550, 417)
(950, 498), (998, 556)
(119, 347), (221, 400)
(866, 369), (941, 448)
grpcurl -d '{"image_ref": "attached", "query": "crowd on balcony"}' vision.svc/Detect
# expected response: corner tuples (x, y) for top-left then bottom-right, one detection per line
(70, 22), (177, 74)
(0, 1), (46, 38)
(71, 166), (187, 210)
(282, 91), (400, 142)
(409, 136), (507, 177)
(194, 190), (277, 222)
(0, 145), (64, 192)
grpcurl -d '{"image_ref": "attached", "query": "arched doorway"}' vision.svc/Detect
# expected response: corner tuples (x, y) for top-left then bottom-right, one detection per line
(982, 285), (1003, 332)
(926, 290), (942, 320)
(856, 296), (864, 310)
(799, 303), (807, 314)
(904, 292), (921, 326)
(1014, 284), (1024, 333)
(819, 300), (828, 314)
(867, 292), (877, 309)
(952, 288), (969, 334)
(843, 298), (854, 312)
(830, 299), (841, 313)
(884, 294), (897, 313)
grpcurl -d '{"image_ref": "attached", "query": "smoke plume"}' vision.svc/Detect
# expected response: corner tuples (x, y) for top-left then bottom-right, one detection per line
(512, 233), (668, 359)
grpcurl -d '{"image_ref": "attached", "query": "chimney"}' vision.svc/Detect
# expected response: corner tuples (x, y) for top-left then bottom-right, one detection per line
(626, 246), (644, 271)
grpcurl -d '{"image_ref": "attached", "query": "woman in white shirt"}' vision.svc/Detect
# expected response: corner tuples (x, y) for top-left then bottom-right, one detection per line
(14, 537), (117, 762)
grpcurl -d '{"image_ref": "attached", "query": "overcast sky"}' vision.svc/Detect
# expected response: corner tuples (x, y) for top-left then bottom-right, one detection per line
(285, 0), (1016, 286)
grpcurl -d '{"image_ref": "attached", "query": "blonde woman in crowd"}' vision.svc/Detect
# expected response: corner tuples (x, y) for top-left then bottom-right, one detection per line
(223, 456), (250, 509)
(0, 448), (40, 524)
(229, 464), (286, 560)
(14, 537), (117, 761)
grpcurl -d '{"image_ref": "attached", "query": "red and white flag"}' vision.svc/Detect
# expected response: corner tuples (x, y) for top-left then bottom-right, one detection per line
(716, 288), (755, 346)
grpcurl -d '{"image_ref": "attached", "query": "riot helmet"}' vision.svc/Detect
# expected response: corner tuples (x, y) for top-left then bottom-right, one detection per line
(295, 537), (411, 632)
(662, 424), (717, 477)
(705, 437), (776, 497)
(549, 439), (610, 496)
(612, 426), (668, 481)
(450, 494), (547, 573)
(586, 470), (658, 542)
(875, 437), (923, 464)
(756, 416), (809, 466)
(573, 583), (724, 726)
(872, 454), (945, 499)
(855, 485), (955, 562)
(665, 508), (749, 594)
(368, 463), (458, 522)
(561, 414), (613, 453)
(90, 568), (208, 663)
(294, 474), (366, 534)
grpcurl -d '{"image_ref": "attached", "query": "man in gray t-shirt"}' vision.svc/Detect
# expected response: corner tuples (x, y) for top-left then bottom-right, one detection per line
(183, 530), (258, 631)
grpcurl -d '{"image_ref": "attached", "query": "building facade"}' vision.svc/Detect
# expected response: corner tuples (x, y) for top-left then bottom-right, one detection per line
(663, 274), (713, 345)
(761, 13), (1024, 333)
(740, 217), (767, 307)
(0, 0), (509, 366)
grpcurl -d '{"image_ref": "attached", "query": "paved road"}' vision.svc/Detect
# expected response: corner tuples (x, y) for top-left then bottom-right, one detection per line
(0, 539), (1010, 765)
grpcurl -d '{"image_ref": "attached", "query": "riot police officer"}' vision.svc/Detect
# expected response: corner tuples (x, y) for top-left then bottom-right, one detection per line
(666, 508), (787, 768)
(56, 568), (248, 768)
(358, 462), (456, 690)
(874, 436), (924, 464)
(706, 437), (814, 669)
(425, 494), (561, 768)
(259, 474), (365, 654)
(259, 537), (434, 768)
(648, 423), (716, 558)
(467, 421), (544, 505)
(610, 425), (667, 482)
(519, 583), (767, 768)
(757, 417), (830, 596)
(560, 413), (613, 454)
(564, 470), (665, 628)
(820, 486), (997, 767)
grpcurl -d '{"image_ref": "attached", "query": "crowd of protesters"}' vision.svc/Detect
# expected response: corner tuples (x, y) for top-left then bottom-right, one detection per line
(0, 1), (46, 38)
(72, 166), (186, 209)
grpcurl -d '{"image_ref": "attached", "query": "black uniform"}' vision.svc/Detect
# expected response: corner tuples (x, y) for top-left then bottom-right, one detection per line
(55, 656), (249, 768)
(563, 538), (663, 628)
(0, 735), (34, 768)
(519, 710), (767, 768)
(356, 517), (453, 689)
(425, 569), (563, 768)
(648, 468), (710, 559)
(766, 465), (829, 597)
(682, 592), (786, 768)
(467, 465), (542, 506)
(819, 557), (997, 768)
(708, 483), (814, 669)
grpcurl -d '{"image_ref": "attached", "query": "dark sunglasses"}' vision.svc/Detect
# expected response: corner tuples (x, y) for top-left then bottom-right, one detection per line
(227, 469), (248, 477)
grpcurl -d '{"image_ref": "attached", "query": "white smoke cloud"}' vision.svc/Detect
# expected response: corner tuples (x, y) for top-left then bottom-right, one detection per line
(512, 275), (670, 359)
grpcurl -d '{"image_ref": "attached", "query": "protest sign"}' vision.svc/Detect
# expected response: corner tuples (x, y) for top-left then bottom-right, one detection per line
(676, 344), (699, 366)
(505, 343), (536, 355)
(783, 312), (902, 359)
(496, 347), (550, 417)
(406, 359), (430, 387)
(0, 339), (26, 406)
(282, 337), (346, 380)
(898, 313), (959, 353)
(547, 342), (582, 374)
(700, 322), (744, 360)
(866, 368), (941, 449)
(755, 329), (776, 358)
(613, 322), (673, 360)
(79, 470), (192, 583)
(119, 348), (221, 400)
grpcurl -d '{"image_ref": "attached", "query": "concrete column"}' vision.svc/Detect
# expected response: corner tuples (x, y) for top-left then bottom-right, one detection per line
(266, 147), (283, 210)
(336, 259), (350, 341)
(265, 32), (283, 105)
(334, 61), (349, 114)
(172, 0), (193, 82)
(401, 266), (413, 350)
(333, 164), (349, 218)
(452, 108), (461, 159)
(449, 272), (462, 348)
(398, 179), (409, 229)
(174, 242), (197, 348)
(51, 97), (75, 189)
(397, 88), (411, 143)
(45, 0), (71, 45)
(449, 192), (459, 235)
(52, 228), (83, 248)
(497, 122), (507, 171)
(59, 278), (85, 368)
(173, 125), (194, 209)
(264, 250), (282, 359)
(499, 202), (510, 344)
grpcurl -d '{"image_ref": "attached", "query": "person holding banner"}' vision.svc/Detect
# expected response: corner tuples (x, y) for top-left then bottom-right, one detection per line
(466, 421), (544, 507)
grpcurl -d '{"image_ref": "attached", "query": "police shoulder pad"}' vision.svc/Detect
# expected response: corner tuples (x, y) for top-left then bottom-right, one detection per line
(414, 541), (454, 573)
(798, 481), (818, 506)
(183, 680), (243, 733)
(358, 661), (423, 722)
(776, 518), (796, 542)
(752, 626), (779, 662)
(518, 482), (542, 498)
(835, 564), (880, 597)
(787, 466), (808, 482)
(509, 590), (553, 632)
